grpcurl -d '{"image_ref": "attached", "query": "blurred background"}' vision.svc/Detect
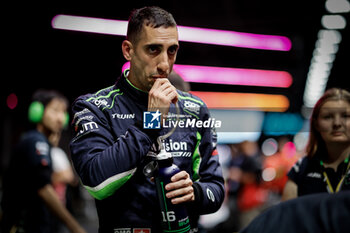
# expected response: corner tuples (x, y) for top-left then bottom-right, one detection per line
(1, 0), (349, 232)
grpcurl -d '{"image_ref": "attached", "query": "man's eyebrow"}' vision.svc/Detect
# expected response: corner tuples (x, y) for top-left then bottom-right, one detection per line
(144, 43), (179, 49)
(144, 43), (163, 48)
(169, 44), (179, 49)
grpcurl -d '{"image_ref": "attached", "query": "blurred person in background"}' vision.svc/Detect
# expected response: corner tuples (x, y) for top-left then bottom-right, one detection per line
(262, 136), (299, 196)
(234, 141), (265, 229)
(50, 132), (76, 207)
(50, 132), (79, 233)
(283, 88), (350, 200)
(209, 141), (265, 232)
(0, 89), (86, 233)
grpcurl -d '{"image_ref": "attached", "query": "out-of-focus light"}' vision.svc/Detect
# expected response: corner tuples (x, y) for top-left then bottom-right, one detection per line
(312, 53), (335, 63)
(261, 138), (278, 156)
(262, 168), (276, 182)
(217, 132), (262, 144)
(177, 26), (292, 51)
(321, 15), (347, 29)
(303, 77), (328, 108)
(263, 112), (304, 135)
(173, 64), (293, 88)
(52, 14), (128, 36)
(317, 29), (342, 44)
(7, 93), (18, 109)
(326, 0), (350, 13)
(52, 14), (292, 51)
(293, 131), (309, 152)
(122, 62), (130, 73)
(314, 40), (339, 54)
(282, 141), (297, 158)
(121, 62), (292, 88)
(191, 91), (290, 111)
(210, 109), (264, 144)
(303, 30), (343, 108)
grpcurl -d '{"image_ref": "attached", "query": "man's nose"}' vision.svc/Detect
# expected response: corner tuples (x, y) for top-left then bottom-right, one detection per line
(157, 52), (170, 74)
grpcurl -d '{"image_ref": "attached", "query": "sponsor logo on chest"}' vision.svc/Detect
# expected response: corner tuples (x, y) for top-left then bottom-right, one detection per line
(112, 113), (135, 119)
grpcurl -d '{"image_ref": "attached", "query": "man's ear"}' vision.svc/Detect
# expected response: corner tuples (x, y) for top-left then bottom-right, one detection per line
(122, 40), (133, 61)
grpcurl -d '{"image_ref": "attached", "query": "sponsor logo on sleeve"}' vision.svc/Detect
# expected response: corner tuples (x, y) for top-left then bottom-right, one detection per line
(184, 100), (200, 114)
(206, 188), (215, 202)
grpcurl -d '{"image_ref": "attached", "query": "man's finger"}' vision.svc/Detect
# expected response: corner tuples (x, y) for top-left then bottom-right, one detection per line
(170, 192), (195, 204)
(166, 185), (193, 199)
(165, 177), (192, 191)
(171, 171), (189, 182)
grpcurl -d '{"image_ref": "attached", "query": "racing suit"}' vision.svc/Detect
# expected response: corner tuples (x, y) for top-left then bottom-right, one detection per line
(70, 70), (225, 232)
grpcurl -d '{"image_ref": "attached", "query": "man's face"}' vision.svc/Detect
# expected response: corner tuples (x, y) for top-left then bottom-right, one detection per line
(128, 25), (179, 92)
(42, 98), (67, 134)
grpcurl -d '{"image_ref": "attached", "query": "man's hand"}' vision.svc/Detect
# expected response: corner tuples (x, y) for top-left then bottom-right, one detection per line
(165, 171), (195, 204)
(148, 78), (178, 123)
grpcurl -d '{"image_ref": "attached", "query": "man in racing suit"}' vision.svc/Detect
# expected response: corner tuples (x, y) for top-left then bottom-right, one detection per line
(70, 6), (225, 233)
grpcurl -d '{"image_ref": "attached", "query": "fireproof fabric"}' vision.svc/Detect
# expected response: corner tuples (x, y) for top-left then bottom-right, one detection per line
(70, 70), (225, 232)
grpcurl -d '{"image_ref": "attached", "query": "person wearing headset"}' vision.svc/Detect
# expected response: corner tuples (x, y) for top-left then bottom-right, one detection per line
(1, 89), (86, 233)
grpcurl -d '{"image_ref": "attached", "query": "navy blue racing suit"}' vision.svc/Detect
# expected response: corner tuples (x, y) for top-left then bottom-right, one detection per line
(70, 70), (225, 232)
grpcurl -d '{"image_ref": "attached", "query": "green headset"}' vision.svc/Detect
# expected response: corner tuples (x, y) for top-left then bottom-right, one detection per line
(28, 101), (70, 128)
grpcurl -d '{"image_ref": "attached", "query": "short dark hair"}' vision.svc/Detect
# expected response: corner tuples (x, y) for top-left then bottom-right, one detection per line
(127, 6), (177, 44)
(32, 89), (69, 108)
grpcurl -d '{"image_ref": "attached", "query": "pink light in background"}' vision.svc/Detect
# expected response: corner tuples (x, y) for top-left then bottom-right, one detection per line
(7, 93), (18, 110)
(173, 64), (292, 88)
(121, 62), (292, 88)
(122, 62), (130, 73)
(52, 14), (292, 51)
(177, 26), (292, 51)
(282, 141), (297, 158)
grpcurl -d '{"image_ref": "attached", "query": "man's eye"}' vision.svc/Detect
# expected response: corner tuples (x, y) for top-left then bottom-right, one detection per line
(168, 47), (177, 55)
(148, 46), (158, 53)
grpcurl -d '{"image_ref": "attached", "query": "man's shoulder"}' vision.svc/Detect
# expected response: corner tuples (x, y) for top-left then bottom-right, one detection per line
(74, 85), (117, 102)
(73, 85), (123, 111)
(177, 90), (205, 106)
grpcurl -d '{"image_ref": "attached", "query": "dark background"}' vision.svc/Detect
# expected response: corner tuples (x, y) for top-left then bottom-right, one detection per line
(1, 0), (349, 169)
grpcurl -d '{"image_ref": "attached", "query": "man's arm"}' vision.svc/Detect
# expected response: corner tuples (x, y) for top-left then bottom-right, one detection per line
(163, 94), (225, 213)
(38, 184), (86, 233)
(70, 98), (157, 200)
(191, 125), (225, 214)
